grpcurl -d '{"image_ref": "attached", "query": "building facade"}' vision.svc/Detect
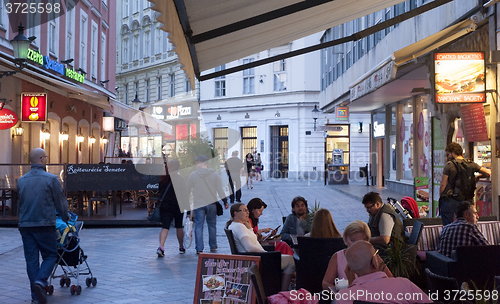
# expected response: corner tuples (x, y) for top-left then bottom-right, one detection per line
(200, 34), (370, 181)
(115, 1), (198, 159)
(319, 0), (497, 216)
(0, 0), (116, 166)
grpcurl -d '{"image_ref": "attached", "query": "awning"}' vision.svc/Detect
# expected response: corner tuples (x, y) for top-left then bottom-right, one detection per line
(149, 0), (408, 84)
(109, 99), (173, 135)
(346, 19), (479, 112)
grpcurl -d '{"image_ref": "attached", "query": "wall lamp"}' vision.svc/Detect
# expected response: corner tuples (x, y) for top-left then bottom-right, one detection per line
(89, 135), (96, 144)
(275, 111), (280, 118)
(245, 113), (250, 119)
(77, 68), (87, 75)
(12, 124), (23, 138)
(100, 80), (109, 85)
(42, 129), (50, 140)
(60, 131), (69, 141)
(101, 137), (108, 144)
(358, 122), (363, 133)
(77, 134), (85, 143)
(216, 114), (221, 120)
(61, 58), (74, 64)
(0, 23), (35, 77)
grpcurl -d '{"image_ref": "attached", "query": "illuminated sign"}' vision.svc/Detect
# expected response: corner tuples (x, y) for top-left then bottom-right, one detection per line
(0, 108), (18, 130)
(435, 52), (485, 104)
(151, 106), (164, 119)
(26, 49), (85, 84)
(373, 121), (385, 138)
(103, 117), (115, 131)
(21, 92), (47, 123)
(335, 106), (348, 121)
(166, 105), (192, 120)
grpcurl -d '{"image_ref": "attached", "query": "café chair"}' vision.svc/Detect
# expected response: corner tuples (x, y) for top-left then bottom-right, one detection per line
(407, 220), (424, 246)
(147, 190), (160, 217)
(248, 264), (267, 304)
(224, 228), (281, 296)
(425, 268), (459, 304)
(88, 191), (111, 217)
(295, 236), (346, 294)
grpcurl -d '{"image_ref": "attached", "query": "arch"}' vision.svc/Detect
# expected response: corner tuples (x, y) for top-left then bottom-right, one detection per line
(131, 20), (140, 31)
(62, 116), (78, 164)
(142, 15), (151, 27)
(121, 24), (130, 35)
(78, 119), (89, 164)
(91, 122), (101, 163)
(46, 118), (60, 164)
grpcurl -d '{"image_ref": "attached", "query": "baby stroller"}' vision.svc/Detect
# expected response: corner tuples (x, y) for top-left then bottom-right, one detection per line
(386, 197), (413, 223)
(47, 212), (97, 296)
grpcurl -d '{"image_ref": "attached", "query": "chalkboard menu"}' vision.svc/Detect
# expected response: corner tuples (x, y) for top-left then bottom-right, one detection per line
(66, 164), (163, 191)
(194, 254), (259, 304)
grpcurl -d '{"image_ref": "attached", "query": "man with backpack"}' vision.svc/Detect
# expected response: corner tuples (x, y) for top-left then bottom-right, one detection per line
(439, 142), (490, 226)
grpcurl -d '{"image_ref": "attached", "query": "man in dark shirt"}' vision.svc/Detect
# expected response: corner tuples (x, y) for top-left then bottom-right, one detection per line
(439, 142), (490, 226)
(225, 150), (243, 203)
(439, 201), (489, 258)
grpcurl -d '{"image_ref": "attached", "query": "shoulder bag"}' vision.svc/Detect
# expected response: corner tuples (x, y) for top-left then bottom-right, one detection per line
(200, 177), (224, 216)
(147, 182), (171, 222)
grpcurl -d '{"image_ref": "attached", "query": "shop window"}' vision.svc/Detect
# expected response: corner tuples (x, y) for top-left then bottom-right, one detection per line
(402, 99), (414, 181)
(325, 125), (350, 165)
(213, 128), (228, 162)
(241, 127), (257, 157)
(389, 105), (396, 180)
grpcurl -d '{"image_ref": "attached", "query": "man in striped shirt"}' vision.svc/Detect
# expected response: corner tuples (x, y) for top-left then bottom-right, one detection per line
(439, 201), (489, 258)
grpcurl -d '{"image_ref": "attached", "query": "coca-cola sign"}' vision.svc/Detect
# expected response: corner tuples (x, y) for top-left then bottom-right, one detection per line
(0, 108), (18, 130)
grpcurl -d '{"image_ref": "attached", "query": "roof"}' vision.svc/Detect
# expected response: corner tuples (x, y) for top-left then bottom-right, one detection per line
(149, 0), (408, 85)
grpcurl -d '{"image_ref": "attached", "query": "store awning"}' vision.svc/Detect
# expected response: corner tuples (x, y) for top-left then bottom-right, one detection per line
(109, 99), (173, 135)
(346, 19), (478, 112)
(149, 0), (408, 85)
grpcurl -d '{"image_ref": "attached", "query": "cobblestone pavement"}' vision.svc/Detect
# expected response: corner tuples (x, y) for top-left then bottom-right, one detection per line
(0, 178), (386, 304)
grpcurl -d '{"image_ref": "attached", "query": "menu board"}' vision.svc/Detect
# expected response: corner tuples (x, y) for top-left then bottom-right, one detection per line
(194, 254), (260, 304)
(461, 103), (488, 142)
(432, 118), (446, 217)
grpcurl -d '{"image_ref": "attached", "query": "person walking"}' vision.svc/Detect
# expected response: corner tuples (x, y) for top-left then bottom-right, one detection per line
(18, 148), (69, 304)
(245, 150), (254, 189)
(254, 152), (263, 182)
(157, 159), (189, 257)
(187, 154), (229, 254)
(439, 142), (490, 226)
(225, 150), (243, 203)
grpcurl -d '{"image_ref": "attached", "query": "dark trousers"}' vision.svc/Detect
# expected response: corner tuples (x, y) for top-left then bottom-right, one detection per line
(440, 196), (461, 226)
(227, 173), (241, 203)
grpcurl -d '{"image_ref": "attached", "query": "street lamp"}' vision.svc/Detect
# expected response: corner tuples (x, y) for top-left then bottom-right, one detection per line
(11, 23), (34, 70)
(311, 104), (320, 131)
(132, 94), (141, 109)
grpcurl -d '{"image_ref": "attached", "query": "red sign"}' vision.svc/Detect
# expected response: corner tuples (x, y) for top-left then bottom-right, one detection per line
(21, 93), (47, 122)
(190, 123), (197, 138)
(0, 108), (18, 130)
(176, 124), (188, 140)
(461, 103), (489, 142)
(435, 52), (485, 104)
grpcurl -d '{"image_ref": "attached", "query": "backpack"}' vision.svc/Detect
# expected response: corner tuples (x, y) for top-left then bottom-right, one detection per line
(449, 159), (476, 201)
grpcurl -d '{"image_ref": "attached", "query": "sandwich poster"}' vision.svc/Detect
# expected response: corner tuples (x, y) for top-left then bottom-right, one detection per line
(434, 52), (485, 104)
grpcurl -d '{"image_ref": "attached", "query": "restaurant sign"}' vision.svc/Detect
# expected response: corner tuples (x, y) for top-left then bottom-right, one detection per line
(435, 52), (485, 103)
(21, 92), (47, 122)
(350, 60), (396, 101)
(0, 108), (18, 130)
(27, 49), (85, 84)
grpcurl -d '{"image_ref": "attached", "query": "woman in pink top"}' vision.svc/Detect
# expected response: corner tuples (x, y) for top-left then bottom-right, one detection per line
(322, 220), (392, 291)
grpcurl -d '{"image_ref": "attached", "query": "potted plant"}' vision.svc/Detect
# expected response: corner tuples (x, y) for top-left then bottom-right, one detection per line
(382, 237), (419, 279)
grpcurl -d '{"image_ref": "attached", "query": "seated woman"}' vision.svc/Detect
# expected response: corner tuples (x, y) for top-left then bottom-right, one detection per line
(322, 220), (392, 291)
(281, 196), (311, 244)
(247, 198), (293, 255)
(308, 208), (341, 238)
(227, 203), (295, 291)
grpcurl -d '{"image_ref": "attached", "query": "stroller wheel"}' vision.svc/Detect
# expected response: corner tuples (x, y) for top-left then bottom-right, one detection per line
(70, 285), (76, 295)
(60, 277), (65, 287)
(66, 278), (71, 287)
(47, 285), (54, 295)
(92, 277), (97, 287)
(86, 277), (91, 287)
(76, 285), (82, 295)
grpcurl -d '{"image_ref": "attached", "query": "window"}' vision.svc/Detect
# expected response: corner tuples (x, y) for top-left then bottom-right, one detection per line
(145, 79), (150, 102)
(135, 82), (139, 98)
(346, 51), (352, 70)
(122, 38), (129, 63)
(385, 10), (391, 36)
(185, 77), (191, 92)
(101, 33), (106, 81)
(157, 77), (162, 100)
(241, 127), (257, 158)
(167, 37), (172, 51)
(48, 21), (57, 55)
(123, 0), (129, 18)
(215, 65), (226, 97)
(273, 59), (286, 91)
(169, 74), (175, 97)
(243, 58), (255, 94)
(410, 0), (417, 10)
(144, 30), (150, 57)
(213, 128), (229, 163)
(91, 21), (98, 79)
(134, 0), (139, 13)
(65, 3), (75, 61)
(133, 34), (139, 60)
(124, 84), (129, 104)
(80, 10), (88, 76)
(155, 25), (162, 54)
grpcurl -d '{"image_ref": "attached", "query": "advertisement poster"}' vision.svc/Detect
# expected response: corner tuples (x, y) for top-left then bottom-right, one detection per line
(435, 52), (485, 104)
(21, 92), (47, 122)
(432, 118), (446, 217)
(461, 103), (488, 142)
(476, 180), (492, 216)
(194, 254), (259, 304)
(415, 177), (430, 217)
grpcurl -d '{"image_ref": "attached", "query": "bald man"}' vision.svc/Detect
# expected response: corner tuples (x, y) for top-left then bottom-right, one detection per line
(18, 148), (69, 304)
(337, 241), (429, 304)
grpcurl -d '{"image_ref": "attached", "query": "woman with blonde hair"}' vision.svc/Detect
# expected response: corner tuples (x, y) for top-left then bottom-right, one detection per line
(309, 208), (341, 238)
(322, 220), (392, 291)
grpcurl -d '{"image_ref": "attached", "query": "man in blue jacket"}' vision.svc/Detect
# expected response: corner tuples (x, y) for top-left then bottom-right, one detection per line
(18, 148), (69, 304)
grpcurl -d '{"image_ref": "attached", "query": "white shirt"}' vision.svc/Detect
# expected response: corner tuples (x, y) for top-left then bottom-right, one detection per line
(228, 222), (265, 253)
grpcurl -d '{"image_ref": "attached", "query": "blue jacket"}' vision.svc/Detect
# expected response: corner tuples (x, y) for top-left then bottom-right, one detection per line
(18, 164), (69, 227)
(280, 213), (311, 242)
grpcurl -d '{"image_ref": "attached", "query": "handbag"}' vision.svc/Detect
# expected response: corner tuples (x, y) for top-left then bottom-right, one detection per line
(183, 212), (194, 249)
(147, 182), (171, 222)
(200, 177), (224, 216)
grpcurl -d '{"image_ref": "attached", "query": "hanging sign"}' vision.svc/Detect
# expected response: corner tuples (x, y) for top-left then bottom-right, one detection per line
(0, 108), (18, 130)
(21, 92), (47, 122)
(435, 52), (485, 103)
(461, 103), (488, 142)
(335, 106), (349, 121)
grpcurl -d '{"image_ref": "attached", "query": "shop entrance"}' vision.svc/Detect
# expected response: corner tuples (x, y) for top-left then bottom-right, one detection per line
(270, 126), (288, 178)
